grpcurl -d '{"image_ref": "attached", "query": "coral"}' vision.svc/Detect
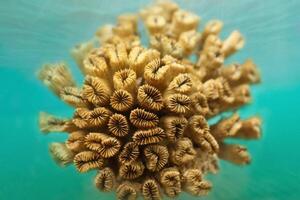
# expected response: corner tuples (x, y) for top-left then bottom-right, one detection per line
(38, 0), (261, 199)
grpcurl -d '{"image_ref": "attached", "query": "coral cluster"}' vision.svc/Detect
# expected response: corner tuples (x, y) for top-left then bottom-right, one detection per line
(38, 0), (261, 199)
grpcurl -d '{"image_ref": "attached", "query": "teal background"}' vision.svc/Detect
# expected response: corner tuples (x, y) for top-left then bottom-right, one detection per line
(0, 0), (299, 199)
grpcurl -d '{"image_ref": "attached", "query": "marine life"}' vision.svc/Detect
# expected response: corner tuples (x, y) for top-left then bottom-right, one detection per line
(38, 0), (261, 199)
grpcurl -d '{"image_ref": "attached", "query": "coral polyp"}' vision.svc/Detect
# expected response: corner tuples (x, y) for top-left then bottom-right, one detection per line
(38, 0), (261, 199)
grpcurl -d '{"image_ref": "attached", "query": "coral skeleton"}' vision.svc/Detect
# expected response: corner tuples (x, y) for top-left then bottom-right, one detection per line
(38, 0), (261, 199)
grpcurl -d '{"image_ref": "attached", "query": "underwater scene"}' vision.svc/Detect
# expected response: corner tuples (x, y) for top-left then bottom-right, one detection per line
(0, 0), (299, 200)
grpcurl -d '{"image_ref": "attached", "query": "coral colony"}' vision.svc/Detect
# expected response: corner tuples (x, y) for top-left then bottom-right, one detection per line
(38, 1), (261, 199)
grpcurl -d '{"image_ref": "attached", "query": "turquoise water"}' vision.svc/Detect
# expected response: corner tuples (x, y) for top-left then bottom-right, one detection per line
(1, 0), (300, 199)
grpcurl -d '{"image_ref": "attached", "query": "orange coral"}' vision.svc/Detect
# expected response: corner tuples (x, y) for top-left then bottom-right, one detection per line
(38, 1), (261, 199)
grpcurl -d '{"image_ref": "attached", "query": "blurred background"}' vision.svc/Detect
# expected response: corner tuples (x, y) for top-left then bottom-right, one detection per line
(0, 0), (299, 199)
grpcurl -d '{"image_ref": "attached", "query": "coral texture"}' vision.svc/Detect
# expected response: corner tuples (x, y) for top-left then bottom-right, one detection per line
(38, 0), (261, 199)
